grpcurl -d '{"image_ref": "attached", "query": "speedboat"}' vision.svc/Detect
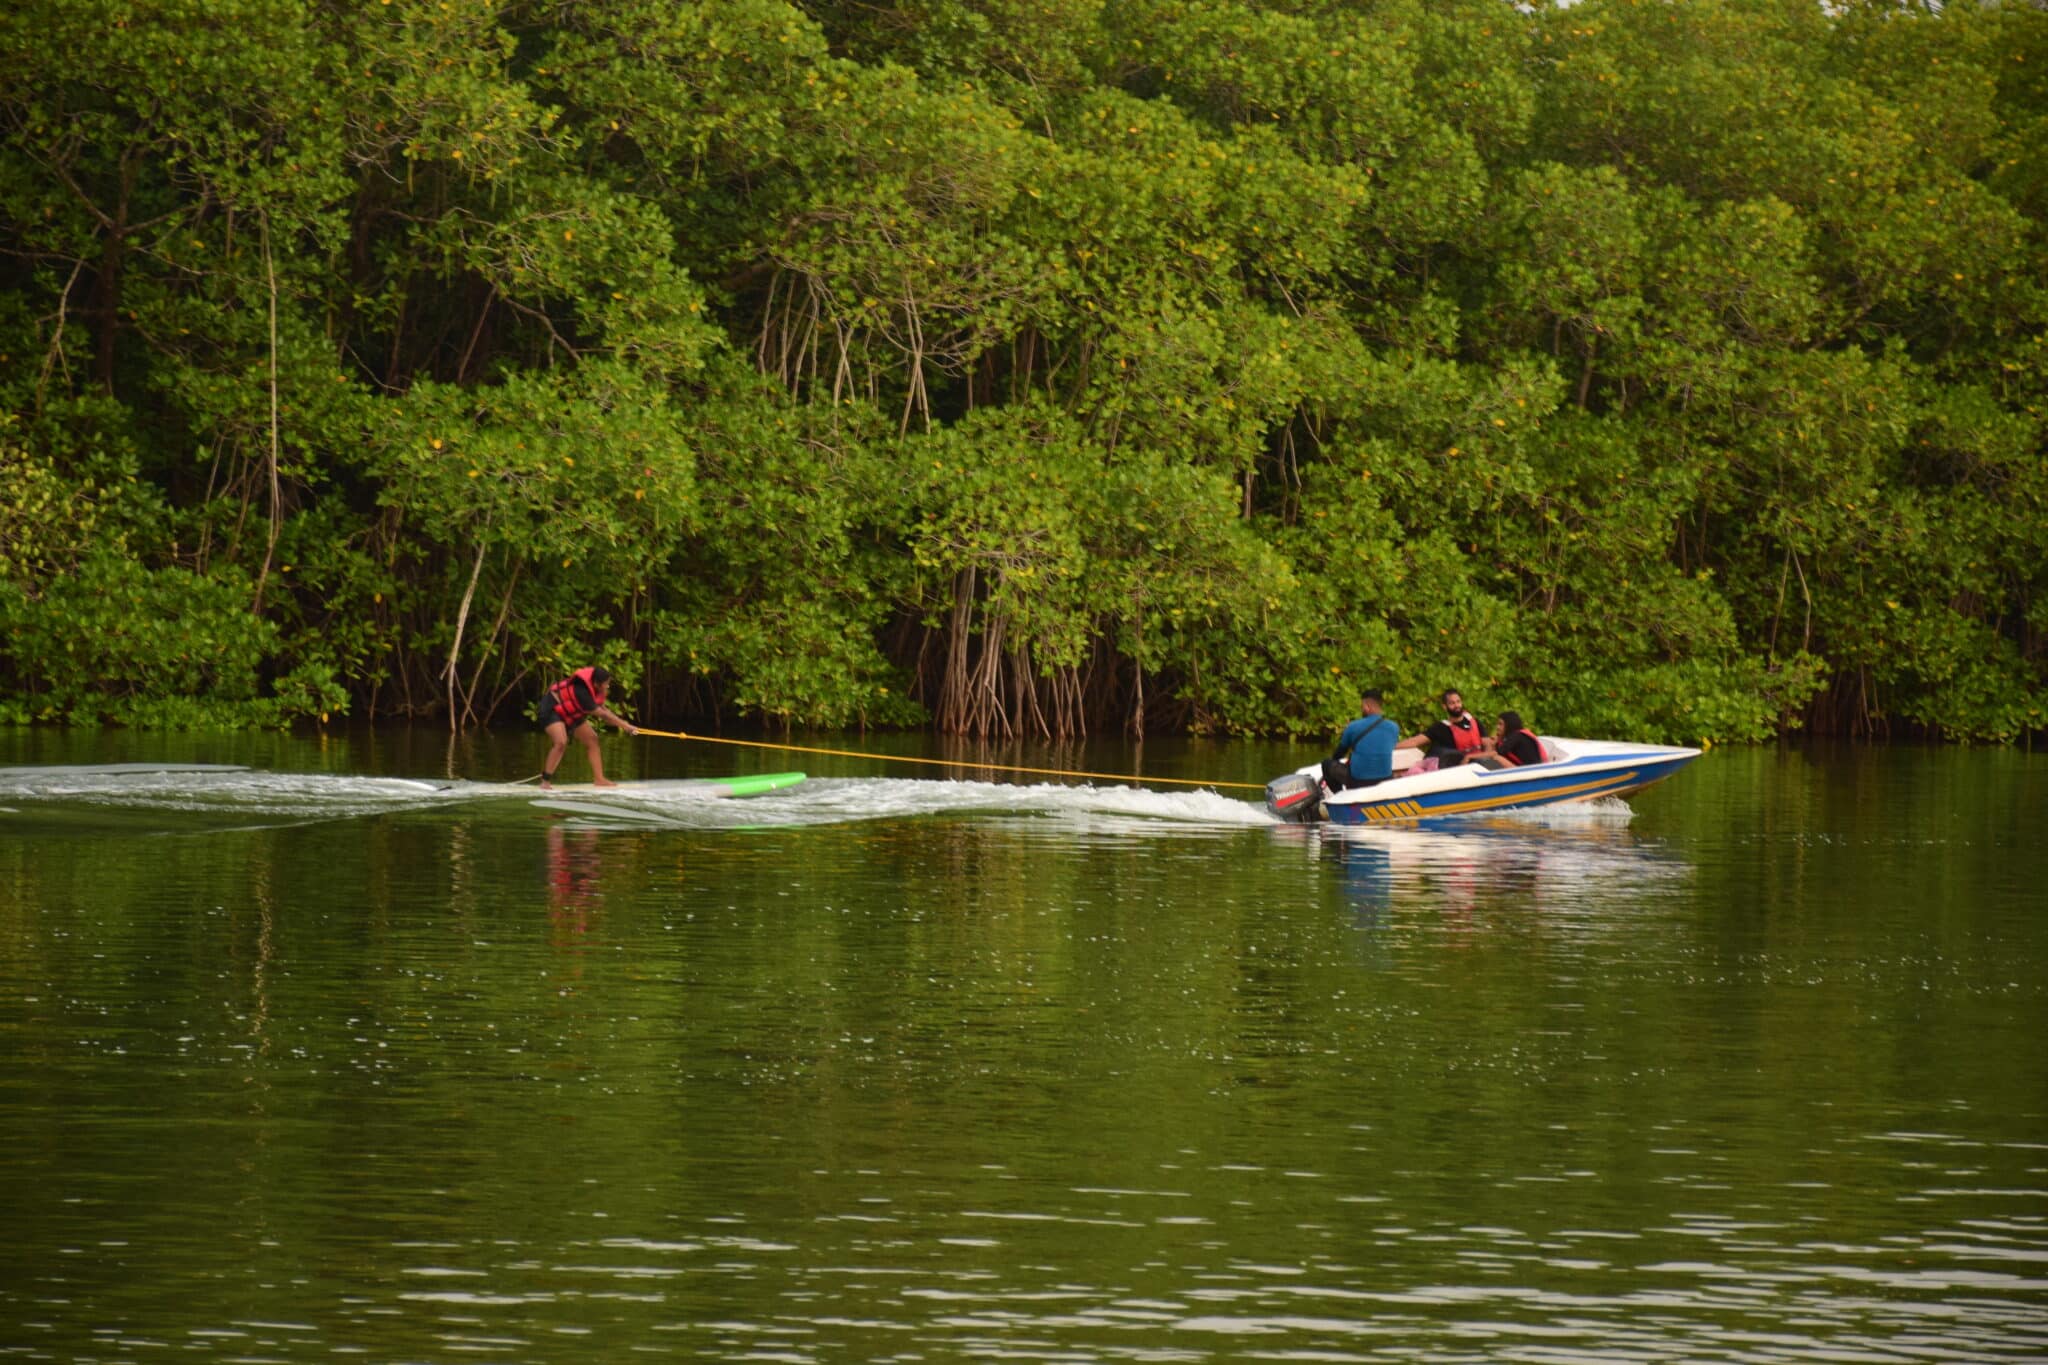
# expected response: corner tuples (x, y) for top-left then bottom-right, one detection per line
(1264, 738), (1700, 825)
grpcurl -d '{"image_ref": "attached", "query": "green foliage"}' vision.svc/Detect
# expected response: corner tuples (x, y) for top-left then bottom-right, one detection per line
(0, 415), (101, 584)
(650, 376), (917, 727)
(0, 550), (289, 727)
(0, 0), (2041, 743)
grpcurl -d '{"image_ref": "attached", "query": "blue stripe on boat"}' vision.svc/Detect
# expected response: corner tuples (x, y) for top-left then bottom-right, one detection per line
(1324, 753), (1695, 826)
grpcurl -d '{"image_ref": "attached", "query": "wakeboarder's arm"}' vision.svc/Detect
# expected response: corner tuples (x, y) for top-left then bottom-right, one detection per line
(592, 705), (639, 736)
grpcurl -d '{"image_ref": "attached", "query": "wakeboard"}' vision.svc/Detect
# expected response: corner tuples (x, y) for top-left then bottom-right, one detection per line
(529, 771), (806, 799)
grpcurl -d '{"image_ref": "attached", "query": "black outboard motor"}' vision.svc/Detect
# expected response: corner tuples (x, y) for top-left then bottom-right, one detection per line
(1265, 771), (1324, 823)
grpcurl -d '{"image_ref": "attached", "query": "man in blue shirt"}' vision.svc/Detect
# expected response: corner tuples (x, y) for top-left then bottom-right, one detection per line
(1324, 690), (1400, 792)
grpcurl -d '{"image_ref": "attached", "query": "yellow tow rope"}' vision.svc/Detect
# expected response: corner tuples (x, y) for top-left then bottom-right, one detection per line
(632, 727), (1266, 792)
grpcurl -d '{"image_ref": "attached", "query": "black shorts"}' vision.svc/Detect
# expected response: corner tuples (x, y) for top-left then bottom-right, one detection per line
(535, 702), (589, 734)
(1321, 758), (1385, 793)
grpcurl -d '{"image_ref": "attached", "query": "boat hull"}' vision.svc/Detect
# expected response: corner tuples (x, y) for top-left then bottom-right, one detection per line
(1272, 741), (1698, 825)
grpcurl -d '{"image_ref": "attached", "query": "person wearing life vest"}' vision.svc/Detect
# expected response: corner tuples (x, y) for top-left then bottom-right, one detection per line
(1323, 689), (1402, 792)
(1394, 689), (1489, 768)
(1487, 711), (1549, 768)
(536, 666), (638, 789)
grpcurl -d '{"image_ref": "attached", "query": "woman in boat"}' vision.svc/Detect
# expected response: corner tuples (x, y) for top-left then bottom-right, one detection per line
(537, 666), (639, 789)
(1482, 711), (1549, 769)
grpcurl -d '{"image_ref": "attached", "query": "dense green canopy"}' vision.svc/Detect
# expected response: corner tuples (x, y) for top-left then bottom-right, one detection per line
(2, 0), (2043, 741)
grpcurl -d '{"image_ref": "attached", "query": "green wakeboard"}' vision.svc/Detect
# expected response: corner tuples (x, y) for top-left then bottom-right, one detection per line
(531, 771), (806, 799)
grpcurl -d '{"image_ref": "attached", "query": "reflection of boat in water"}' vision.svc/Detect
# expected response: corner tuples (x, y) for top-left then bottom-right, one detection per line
(1282, 806), (1694, 920)
(1265, 739), (1699, 825)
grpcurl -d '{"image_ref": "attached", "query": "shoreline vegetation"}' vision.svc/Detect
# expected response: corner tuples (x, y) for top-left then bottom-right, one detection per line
(2, 0), (2043, 744)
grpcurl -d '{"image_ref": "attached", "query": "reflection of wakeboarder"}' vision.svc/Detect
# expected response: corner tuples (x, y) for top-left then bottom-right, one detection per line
(546, 822), (604, 938)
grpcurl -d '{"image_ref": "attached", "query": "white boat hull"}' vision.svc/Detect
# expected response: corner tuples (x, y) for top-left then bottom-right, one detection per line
(1268, 739), (1700, 825)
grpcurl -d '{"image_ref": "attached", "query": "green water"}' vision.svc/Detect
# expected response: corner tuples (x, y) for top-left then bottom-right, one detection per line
(2, 731), (2044, 1363)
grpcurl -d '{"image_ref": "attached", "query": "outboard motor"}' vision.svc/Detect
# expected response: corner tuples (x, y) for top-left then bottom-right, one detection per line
(1265, 771), (1324, 823)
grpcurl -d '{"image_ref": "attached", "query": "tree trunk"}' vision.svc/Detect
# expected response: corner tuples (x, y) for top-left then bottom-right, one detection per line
(936, 566), (977, 734)
(91, 190), (129, 394)
(443, 541), (489, 731)
(252, 217), (283, 615)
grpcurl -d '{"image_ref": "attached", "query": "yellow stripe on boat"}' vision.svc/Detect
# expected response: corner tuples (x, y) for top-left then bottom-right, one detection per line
(1354, 771), (1641, 822)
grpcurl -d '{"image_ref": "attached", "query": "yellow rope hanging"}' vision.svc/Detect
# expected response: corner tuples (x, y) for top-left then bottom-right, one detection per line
(632, 727), (1266, 792)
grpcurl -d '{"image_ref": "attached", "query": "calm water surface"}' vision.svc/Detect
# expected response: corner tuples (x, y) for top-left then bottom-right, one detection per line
(2, 730), (2044, 1362)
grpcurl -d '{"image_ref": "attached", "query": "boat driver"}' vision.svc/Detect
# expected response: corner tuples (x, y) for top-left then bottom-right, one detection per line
(1324, 690), (1400, 792)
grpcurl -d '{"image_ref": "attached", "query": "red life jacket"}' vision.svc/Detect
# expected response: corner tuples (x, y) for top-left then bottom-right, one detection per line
(1448, 712), (1487, 755)
(548, 667), (604, 726)
(1500, 729), (1549, 766)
